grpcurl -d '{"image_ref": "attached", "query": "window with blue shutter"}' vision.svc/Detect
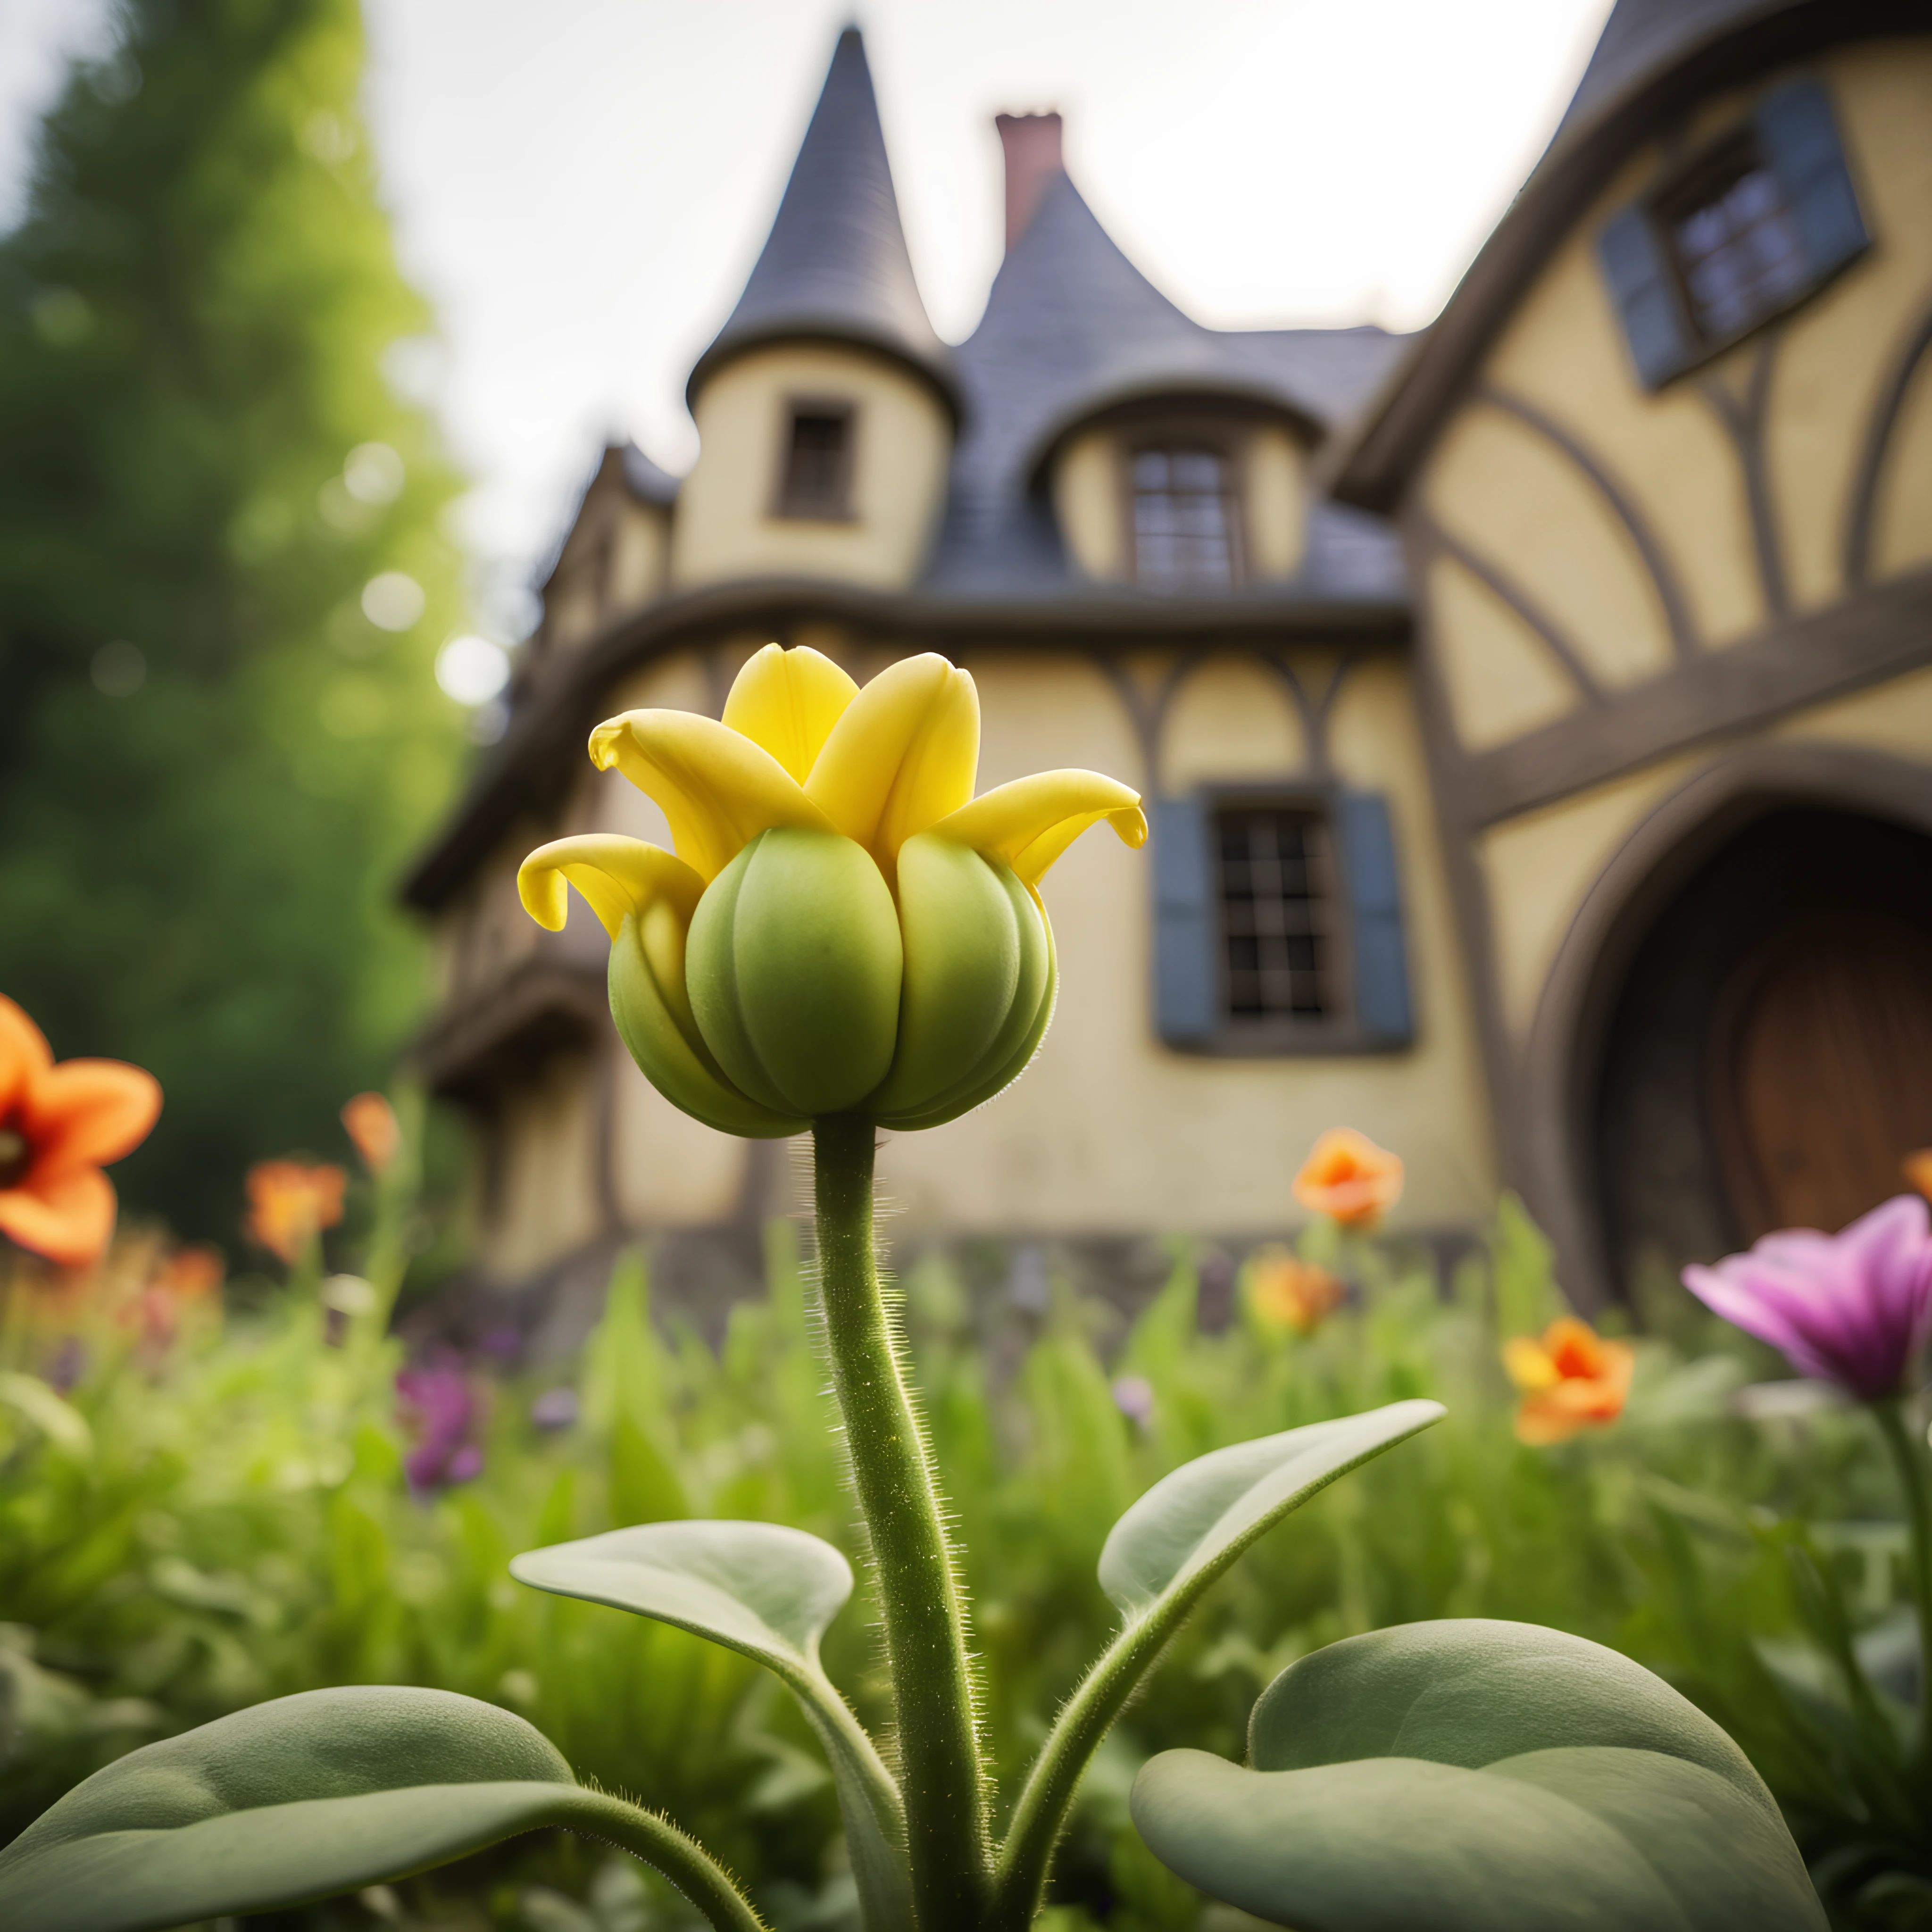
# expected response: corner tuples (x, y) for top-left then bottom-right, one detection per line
(1336, 791), (1414, 1047)
(1599, 72), (1869, 390)
(1149, 787), (1413, 1055)
(1598, 204), (1692, 389)
(1151, 796), (1216, 1048)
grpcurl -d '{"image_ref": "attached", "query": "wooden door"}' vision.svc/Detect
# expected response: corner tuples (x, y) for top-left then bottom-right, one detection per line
(1711, 914), (1932, 1239)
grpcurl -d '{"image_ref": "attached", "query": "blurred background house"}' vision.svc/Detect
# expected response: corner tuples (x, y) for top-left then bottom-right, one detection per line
(404, 0), (1932, 1324)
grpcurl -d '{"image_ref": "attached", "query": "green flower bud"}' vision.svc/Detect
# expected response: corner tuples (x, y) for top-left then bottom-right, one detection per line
(685, 827), (903, 1117)
(866, 832), (1054, 1129)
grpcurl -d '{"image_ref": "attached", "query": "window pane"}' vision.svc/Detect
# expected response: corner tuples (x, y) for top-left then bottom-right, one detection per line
(1215, 807), (1332, 1021)
(1132, 446), (1235, 589)
(1663, 139), (1808, 345)
(779, 409), (851, 517)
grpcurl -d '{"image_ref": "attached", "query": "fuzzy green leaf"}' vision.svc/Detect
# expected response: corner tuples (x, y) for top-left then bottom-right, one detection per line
(0, 1685), (766, 1932)
(1098, 1400), (1445, 1616)
(512, 1521), (909, 1931)
(1131, 1620), (1826, 1932)
(0, 1686), (574, 1932)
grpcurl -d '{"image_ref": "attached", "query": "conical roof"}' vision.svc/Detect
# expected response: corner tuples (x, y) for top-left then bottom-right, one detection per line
(686, 28), (956, 413)
(924, 169), (1404, 594)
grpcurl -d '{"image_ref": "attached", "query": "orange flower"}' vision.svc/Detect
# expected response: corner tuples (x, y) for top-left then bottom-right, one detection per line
(341, 1091), (400, 1174)
(1246, 1247), (1346, 1335)
(1906, 1149), (1932, 1202)
(0, 994), (161, 1268)
(1292, 1127), (1404, 1229)
(1503, 1316), (1634, 1445)
(245, 1160), (345, 1265)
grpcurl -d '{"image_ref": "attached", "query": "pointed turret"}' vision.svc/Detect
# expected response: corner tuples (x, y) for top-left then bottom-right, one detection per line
(686, 28), (955, 414)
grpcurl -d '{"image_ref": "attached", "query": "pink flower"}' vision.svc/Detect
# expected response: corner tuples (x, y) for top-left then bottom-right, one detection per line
(1682, 1195), (1932, 1401)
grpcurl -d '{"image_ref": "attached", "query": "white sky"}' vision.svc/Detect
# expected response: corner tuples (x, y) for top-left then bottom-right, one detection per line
(1, 0), (1614, 632)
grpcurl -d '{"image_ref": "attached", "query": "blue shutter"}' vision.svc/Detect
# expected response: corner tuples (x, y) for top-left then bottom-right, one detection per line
(1756, 77), (1868, 283)
(1597, 203), (1691, 390)
(1151, 795), (1217, 1049)
(1337, 792), (1413, 1049)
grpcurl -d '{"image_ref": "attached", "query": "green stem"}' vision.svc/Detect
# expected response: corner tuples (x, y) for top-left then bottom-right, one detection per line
(563, 1789), (769, 1932)
(992, 1617), (1161, 1930)
(812, 1114), (988, 1932)
(1875, 1399), (1932, 1777)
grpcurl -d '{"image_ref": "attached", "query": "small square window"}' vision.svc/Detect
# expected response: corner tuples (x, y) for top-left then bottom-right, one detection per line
(1131, 447), (1240, 589)
(1215, 805), (1334, 1023)
(775, 403), (855, 519)
(1657, 135), (1808, 346)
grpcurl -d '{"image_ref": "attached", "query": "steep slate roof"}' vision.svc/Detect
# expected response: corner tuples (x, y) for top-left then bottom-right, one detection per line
(685, 28), (956, 412)
(924, 171), (1408, 599)
(1554, 0), (1781, 142)
(1332, 0), (1916, 508)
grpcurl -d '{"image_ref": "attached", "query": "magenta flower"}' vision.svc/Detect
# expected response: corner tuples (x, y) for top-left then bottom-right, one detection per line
(1682, 1195), (1932, 1401)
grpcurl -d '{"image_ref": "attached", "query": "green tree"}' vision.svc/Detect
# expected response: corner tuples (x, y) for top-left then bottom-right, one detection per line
(0, 0), (468, 1241)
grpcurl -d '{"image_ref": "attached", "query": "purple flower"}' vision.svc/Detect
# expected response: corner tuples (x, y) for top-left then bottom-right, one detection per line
(530, 1386), (579, 1432)
(1112, 1374), (1155, 1426)
(396, 1361), (483, 1491)
(1682, 1194), (1932, 1401)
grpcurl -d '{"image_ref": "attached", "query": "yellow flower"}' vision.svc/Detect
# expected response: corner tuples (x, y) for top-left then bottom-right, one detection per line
(517, 646), (1147, 1135)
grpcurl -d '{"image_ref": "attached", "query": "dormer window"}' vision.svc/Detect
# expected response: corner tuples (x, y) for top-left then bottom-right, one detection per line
(775, 400), (856, 519)
(1659, 135), (1807, 344)
(1597, 76), (1869, 390)
(1130, 448), (1241, 590)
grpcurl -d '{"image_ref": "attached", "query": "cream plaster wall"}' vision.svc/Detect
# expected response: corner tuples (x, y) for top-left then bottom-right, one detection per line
(1158, 654), (1305, 790)
(481, 1052), (603, 1280)
(1428, 405), (1674, 689)
(1774, 658), (1932, 761)
(671, 346), (951, 590)
(1426, 553), (1581, 749)
(1477, 753), (1702, 1042)
(1873, 356), (1932, 580)
(1053, 430), (1124, 581)
(874, 650), (1498, 1233)
(1419, 40), (1932, 763)
(609, 503), (669, 611)
(1766, 44), (1932, 606)
(610, 1057), (750, 1229)
(1245, 425), (1306, 580)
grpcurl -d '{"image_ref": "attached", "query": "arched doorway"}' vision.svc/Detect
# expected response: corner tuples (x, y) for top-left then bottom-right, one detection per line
(1594, 806), (1932, 1296)
(1709, 913), (1932, 1239)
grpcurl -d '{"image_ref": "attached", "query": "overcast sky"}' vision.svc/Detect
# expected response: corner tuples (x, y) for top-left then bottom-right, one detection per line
(1, 0), (1614, 632)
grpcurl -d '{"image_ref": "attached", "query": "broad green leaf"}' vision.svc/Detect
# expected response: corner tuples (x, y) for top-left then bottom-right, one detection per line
(1131, 1620), (1826, 1932)
(1098, 1400), (1444, 1616)
(511, 1522), (909, 1932)
(509, 1519), (852, 1683)
(0, 1685), (763, 1932)
(995, 1402), (1443, 1924)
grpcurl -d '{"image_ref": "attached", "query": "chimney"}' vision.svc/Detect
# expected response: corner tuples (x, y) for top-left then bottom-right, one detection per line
(995, 112), (1064, 254)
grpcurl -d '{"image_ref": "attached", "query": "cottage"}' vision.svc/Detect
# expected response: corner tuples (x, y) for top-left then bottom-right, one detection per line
(405, 0), (1932, 1317)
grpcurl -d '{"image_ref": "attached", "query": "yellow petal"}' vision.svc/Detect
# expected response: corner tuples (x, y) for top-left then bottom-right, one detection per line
(721, 643), (859, 783)
(925, 770), (1147, 886)
(589, 709), (835, 883)
(1502, 1336), (1561, 1392)
(517, 835), (706, 939)
(805, 653), (980, 878)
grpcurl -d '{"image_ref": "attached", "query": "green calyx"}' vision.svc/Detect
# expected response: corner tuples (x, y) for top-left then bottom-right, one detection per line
(607, 827), (1058, 1134)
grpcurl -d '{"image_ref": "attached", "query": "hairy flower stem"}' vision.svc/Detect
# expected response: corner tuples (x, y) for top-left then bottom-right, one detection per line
(1875, 1399), (1932, 1779)
(812, 1114), (989, 1931)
